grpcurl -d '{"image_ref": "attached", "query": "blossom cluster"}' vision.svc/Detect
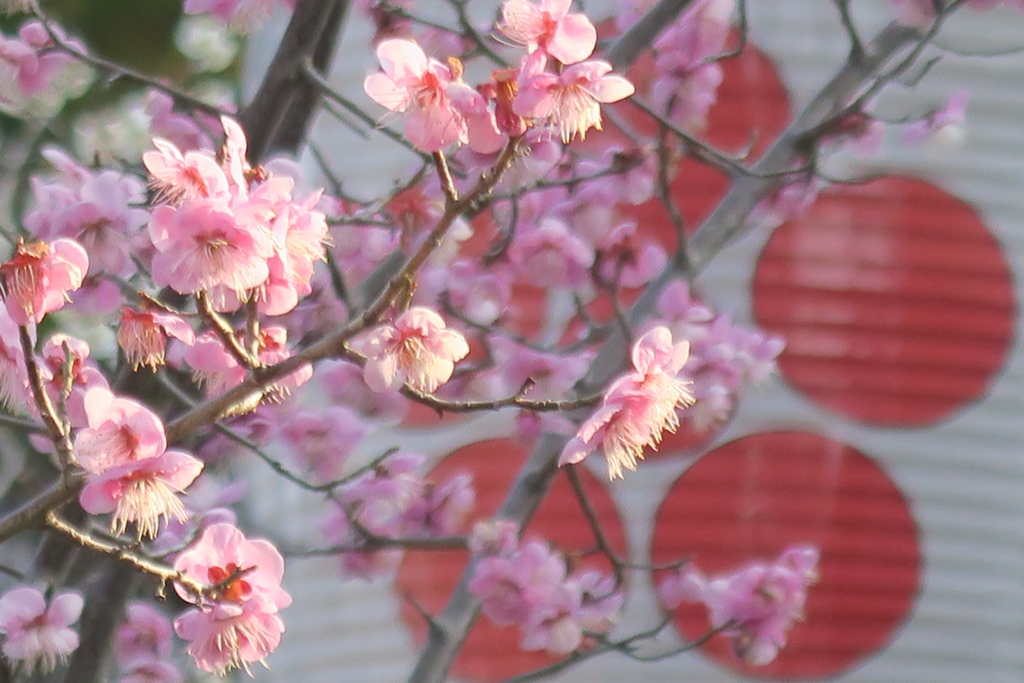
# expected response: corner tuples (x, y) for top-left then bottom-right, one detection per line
(364, 0), (635, 151)
(659, 546), (819, 666)
(469, 528), (622, 655)
(0, 20), (90, 118)
(0, 0), (879, 677)
(322, 451), (475, 579)
(75, 386), (204, 539)
(656, 280), (783, 432)
(647, 0), (734, 131)
(25, 148), (149, 309)
(144, 117), (328, 313)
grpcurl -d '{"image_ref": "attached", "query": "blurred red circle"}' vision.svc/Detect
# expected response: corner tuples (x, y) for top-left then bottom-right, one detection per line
(652, 431), (921, 679)
(753, 176), (1016, 426)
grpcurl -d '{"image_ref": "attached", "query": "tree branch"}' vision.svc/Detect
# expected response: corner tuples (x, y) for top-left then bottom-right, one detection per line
(237, 0), (349, 161)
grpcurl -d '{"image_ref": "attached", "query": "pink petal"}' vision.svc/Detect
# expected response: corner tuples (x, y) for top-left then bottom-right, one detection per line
(79, 476), (123, 514)
(364, 73), (411, 112)
(541, 0), (573, 18)
(547, 13), (597, 65)
(82, 385), (116, 430)
(375, 38), (427, 83)
(405, 105), (466, 152)
(156, 450), (204, 491)
(364, 353), (399, 392)
(512, 77), (558, 118)
(0, 588), (46, 626)
(47, 593), (84, 627)
(588, 74), (635, 103)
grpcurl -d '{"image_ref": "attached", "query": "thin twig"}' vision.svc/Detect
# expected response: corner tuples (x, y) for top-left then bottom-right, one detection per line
(46, 512), (209, 599)
(196, 291), (260, 369)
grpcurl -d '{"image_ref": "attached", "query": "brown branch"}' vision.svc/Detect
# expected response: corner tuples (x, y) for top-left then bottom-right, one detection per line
(433, 151), (459, 204)
(46, 512), (209, 598)
(286, 534), (467, 557)
(196, 291), (260, 369)
(605, 0), (698, 69)
(237, 0), (349, 161)
(17, 326), (73, 474)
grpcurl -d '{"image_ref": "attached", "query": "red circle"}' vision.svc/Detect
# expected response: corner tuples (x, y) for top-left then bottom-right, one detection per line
(651, 431), (921, 679)
(395, 439), (627, 682)
(753, 176), (1016, 426)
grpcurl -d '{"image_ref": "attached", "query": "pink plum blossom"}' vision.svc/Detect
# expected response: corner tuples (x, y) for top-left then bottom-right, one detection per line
(470, 539), (621, 654)
(182, 332), (247, 395)
(659, 546), (819, 666)
(0, 238), (88, 325)
(0, 309), (29, 412)
(174, 523), (291, 610)
(0, 21), (90, 117)
(183, 327), (310, 398)
(364, 39), (467, 152)
(173, 601), (284, 676)
(147, 199), (273, 295)
(38, 334), (109, 428)
(24, 148), (150, 278)
(254, 326), (313, 395)
(316, 359), (409, 423)
(114, 602), (173, 666)
(119, 659), (183, 683)
(118, 307), (196, 370)
(490, 337), (592, 400)
(509, 216), (594, 288)
(0, 587), (82, 673)
(560, 326), (695, 479)
(655, 279), (714, 344)
(433, 259), (512, 326)
(518, 582), (583, 654)
(259, 190), (329, 315)
(595, 221), (668, 288)
(323, 452), (476, 580)
(401, 472), (475, 537)
(143, 138), (229, 205)
(79, 449), (204, 539)
(74, 386), (167, 474)
(470, 540), (567, 627)
(497, 0), (598, 65)
(351, 306), (470, 393)
(147, 90), (213, 152)
(447, 81), (505, 154)
(468, 518), (520, 557)
(647, 0), (733, 131)
(514, 54), (635, 142)
(279, 407), (368, 483)
(173, 523), (291, 674)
